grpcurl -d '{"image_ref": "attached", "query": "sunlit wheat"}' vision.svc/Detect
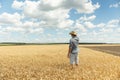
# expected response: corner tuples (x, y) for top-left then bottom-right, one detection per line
(0, 45), (120, 80)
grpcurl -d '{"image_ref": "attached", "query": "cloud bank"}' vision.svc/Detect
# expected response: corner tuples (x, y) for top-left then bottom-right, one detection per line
(0, 0), (119, 43)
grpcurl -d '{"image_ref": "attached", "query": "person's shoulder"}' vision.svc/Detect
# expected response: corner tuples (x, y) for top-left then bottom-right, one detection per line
(74, 36), (79, 41)
(76, 36), (79, 40)
(76, 36), (79, 38)
(70, 38), (74, 42)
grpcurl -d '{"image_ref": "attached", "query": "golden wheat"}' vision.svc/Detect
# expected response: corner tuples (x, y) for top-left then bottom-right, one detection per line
(0, 45), (120, 80)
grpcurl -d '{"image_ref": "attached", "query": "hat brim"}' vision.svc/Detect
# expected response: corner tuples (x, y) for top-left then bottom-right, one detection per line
(69, 33), (77, 35)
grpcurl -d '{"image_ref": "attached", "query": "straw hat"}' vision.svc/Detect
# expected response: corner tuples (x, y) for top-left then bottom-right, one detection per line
(69, 31), (77, 36)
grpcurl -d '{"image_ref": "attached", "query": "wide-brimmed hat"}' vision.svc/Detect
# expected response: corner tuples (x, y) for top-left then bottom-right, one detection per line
(69, 31), (77, 36)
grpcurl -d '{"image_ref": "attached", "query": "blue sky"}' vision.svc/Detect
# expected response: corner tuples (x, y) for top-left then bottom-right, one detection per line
(0, 0), (120, 43)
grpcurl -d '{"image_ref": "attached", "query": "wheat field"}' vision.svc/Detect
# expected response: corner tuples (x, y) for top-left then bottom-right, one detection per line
(0, 45), (120, 80)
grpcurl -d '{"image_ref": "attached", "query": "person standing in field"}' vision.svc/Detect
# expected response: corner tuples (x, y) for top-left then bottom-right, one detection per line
(67, 31), (79, 69)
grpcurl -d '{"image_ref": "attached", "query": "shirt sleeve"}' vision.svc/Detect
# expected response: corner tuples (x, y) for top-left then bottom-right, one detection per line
(69, 39), (73, 49)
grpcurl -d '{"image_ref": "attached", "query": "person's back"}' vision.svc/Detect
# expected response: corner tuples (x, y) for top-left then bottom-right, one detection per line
(70, 36), (79, 54)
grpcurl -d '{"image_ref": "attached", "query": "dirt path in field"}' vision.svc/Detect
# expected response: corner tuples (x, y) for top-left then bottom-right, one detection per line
(82, 46), (120, 56)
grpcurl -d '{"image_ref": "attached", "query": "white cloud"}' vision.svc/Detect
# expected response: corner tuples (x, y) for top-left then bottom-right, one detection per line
(107, 19), (119, 25)
(78, 2), (100, 13)
(38, 0), (100, 13)
(79, 15), (96, 22)
(0, 24), (44, 34)
(38, 8), (70, 28)
(74, 16), (120, 43)
(91, 31), (98, 36)
(117, 28), (120, 32)
(0, 13), (44, 34)
(107, 19), (119, 27)
(28, 28), (44, 34)
(12, 0), (24, 10)
(22, 21), (39, 28)
(74, 15), (97, 31)
(19, 1), (71, 28)
(62, 0), (100, 14)
(74, 22), (87, 32)
(74, 15), (120, 43)
(57, 19), (74, 28)
(3, 0), (115, 43)
(109, 2), (120, 8)
(23, 1), (41, 18)
(11, 0), (100, 29)
(2, 27), (24, 32)
(87, 15), (96, 21)
(84, 21), (95, 28)
(0, 12), (22, 24)
(47, 33), (52, 37)
(100, 28), (113, 33)
(14, 21), (44, 34)
(97, 23), (105, 28)
(80, 32), (87, 36)
(39, 0), (62, 10)
(96, 19), (119, 35)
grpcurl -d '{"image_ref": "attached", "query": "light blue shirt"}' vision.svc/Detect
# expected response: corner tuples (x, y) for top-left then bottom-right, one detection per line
(69, 36), (79, 54)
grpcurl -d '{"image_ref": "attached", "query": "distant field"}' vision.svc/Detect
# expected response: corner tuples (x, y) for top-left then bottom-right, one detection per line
(0, 45), (120, 80)
(0, 44), (14, 46)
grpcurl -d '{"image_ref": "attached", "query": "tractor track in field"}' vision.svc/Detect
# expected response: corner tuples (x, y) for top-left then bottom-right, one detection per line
(84, 46), (120, 56)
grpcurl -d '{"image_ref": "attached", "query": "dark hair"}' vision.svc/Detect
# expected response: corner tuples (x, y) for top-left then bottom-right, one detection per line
(71, 34), (76, 37)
